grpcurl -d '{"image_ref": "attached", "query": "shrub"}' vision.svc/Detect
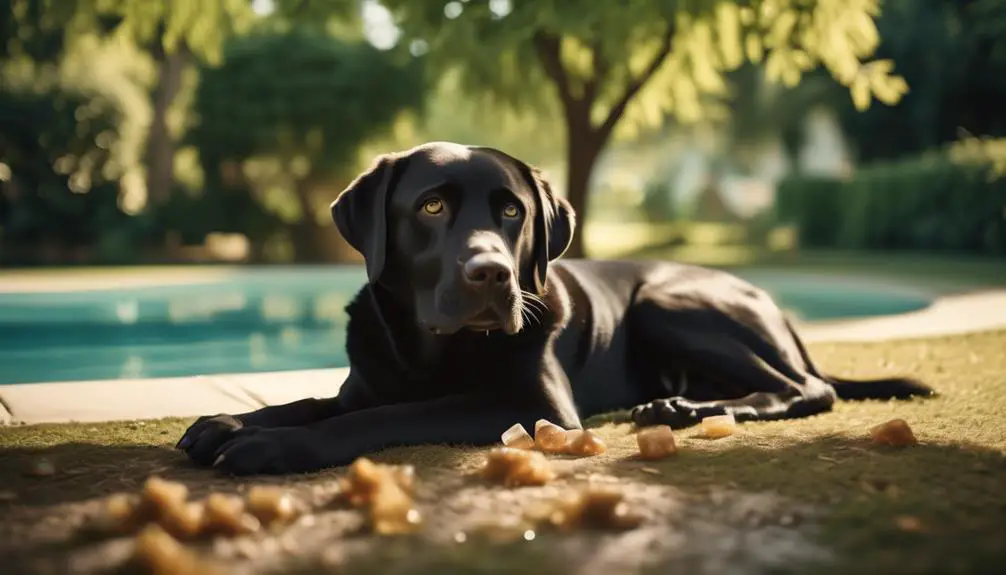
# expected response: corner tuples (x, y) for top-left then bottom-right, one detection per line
(775, 152), (1006, 256)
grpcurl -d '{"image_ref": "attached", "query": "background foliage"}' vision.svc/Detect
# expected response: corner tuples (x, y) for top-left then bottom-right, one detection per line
(777, 149), (1006, 255)
(2, 0), (1005, 265)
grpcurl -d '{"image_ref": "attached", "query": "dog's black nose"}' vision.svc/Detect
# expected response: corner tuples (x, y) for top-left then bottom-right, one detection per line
(462, 253), (511, 288)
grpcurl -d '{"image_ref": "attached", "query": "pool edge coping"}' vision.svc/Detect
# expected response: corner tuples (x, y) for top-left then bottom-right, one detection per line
(3, 289), (1006, 427)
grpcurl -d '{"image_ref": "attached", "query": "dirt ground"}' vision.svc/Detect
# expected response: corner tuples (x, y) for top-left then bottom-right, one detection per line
(2, 331), (1005, 575)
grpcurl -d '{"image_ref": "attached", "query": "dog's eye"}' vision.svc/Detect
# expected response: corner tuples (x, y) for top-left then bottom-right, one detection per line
(502, 202), (521, 219)
(422, 198), (444, 216)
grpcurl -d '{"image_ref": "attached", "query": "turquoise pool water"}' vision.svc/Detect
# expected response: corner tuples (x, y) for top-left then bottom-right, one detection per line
(0, 267), (933, 385)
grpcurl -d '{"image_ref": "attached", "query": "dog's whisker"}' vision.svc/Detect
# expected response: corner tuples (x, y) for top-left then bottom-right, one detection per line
(521, 290), (547, 307)
(520, 300), (542, 327)
(525, 300), (547, 316)
(520, 293), (547, 315)
(527, 305), (541, 324)
(523, 298), (545, 312)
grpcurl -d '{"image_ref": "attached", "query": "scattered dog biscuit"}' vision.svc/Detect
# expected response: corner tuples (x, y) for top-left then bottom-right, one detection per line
(88, 476), (304, 540)
(564, 429), (607, 456)
(132, 524), (223, 575)
(636, 425), (678, 460)
(339, 458), (422, 534)
(339, 458), (414, 505)
(339, 457), (385, 507)
(202, 493), (261, 536)
(534, 419), (570, 453)
(142, 476), (189, 515)
(369, 481), (423, 535)
(870, 418), (917, 447)
(481, 447), (556, 487)
(158, 501), (206, 540)
(92, 493), (148, 535)
(700, 414), (737, 439)
(501, 423), (535, 450)
(245, 486), (300, 526)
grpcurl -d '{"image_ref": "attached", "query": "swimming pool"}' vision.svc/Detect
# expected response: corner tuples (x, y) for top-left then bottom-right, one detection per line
(0, 267), (933, 385)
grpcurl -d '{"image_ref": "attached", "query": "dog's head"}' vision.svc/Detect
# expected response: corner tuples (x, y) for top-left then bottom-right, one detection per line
(331, 141), (574, 336)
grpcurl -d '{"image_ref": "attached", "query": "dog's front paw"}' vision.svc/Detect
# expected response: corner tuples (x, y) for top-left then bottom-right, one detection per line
(631, 398), (716, 429)
(212, 428), (322, 476)
(176, 414), (249, 466)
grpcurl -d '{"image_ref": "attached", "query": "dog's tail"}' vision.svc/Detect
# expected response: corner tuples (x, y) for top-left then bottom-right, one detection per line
(827, 375), (936, 401)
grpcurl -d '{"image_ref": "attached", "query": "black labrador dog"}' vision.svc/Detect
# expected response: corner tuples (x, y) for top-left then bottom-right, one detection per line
(176, 141), (933, 475)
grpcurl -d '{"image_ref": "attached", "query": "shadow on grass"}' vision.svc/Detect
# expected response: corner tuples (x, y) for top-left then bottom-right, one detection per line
(0, 443), (211, 506)
(285, 432), (1006, 575)
(1, 430), (1004, 574)
(0, 440), (481, 508)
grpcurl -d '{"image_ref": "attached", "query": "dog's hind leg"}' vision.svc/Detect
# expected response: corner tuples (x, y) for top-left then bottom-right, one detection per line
(627, 281), (837, 429)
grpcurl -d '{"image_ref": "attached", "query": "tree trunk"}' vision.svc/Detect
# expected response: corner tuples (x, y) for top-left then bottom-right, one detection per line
(562, 120), (602, 259)
(531, 24), (674, 259)
(144, 44), (188, 206)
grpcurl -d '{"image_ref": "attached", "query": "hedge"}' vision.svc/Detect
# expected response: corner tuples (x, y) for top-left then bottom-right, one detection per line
(775, 153), (1006, 256)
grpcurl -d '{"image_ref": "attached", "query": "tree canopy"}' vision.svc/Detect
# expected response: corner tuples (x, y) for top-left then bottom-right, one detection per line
(187, 26), (424, 260)
(360, 0), (910, 256)
(6, 0), (257, 63)
(190, 27), (423, 179)
(0, 86), (143, 262)
(833, 0), (1006, 162)
(376, 0), (908, 127)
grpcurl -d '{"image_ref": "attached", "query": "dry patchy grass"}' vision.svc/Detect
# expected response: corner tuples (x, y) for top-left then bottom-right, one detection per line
(1, 331), (1005, 574)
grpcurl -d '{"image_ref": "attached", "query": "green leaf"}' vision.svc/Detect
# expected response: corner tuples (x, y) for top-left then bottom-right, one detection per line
(745, 32), (763, 64)
(850, 75), (871, 112)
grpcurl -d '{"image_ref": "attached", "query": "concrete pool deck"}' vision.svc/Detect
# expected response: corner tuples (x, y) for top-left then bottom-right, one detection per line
(2, 274), (1006, 426)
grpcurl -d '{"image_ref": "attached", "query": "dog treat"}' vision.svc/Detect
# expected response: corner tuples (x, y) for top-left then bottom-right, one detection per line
(501, 423), (535, 450)
(159, 501), (207, 540)
(90, 479), (187, 537)
(340, 457), (385, 507)
(481, 447), (556, 487)
(564, 430), (607, 456)
(636, 425), (678, 460)
(700, 414), (737, 439)
(870, 418), (917, 447)
(547, 486), (643, 531)
(369, 481), (423, 535)
(141, 476), (190, 516)
(91, 478), (295, 541)
(534, 419), (570, 453)
(201, 493), (261, 536)
(91, 493), (148, 535)
(339, 458), (422, 534)
(340, 458), (414, 505)
(132, 524), (222, 575)
(245, 486), (299, 526)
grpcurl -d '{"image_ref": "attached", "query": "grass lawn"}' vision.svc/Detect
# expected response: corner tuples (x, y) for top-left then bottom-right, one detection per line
(1, 330), (1005, 574)
(632, 244), (1006, 293)
(582, 220), (1006, 292)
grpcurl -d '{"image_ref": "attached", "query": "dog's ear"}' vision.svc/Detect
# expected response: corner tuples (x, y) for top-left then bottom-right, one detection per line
(520, 163), (575, 293)
(330, 154), (400, 285)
